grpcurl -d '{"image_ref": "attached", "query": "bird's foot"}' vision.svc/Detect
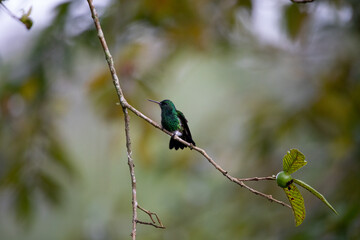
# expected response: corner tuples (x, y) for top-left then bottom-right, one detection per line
(189, 144), (194, 150)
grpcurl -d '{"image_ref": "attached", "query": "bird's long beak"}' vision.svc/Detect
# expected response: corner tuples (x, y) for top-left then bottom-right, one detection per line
(148, 99), (161, 105)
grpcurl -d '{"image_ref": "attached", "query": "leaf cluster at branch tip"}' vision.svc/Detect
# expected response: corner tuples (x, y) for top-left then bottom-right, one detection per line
(277, 149), (337, 226)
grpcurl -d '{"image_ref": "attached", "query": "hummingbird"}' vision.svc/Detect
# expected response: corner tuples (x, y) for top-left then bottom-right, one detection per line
(148, 99), (196, 150)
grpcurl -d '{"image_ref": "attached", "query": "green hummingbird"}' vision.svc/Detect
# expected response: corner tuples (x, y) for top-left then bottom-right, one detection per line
(148, 99), (196, 150)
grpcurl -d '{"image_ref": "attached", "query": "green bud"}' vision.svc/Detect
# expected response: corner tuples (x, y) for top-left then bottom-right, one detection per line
(20, 15), (33, 30)
(19, 6), (33, 30)
(276, 171), (293, 188)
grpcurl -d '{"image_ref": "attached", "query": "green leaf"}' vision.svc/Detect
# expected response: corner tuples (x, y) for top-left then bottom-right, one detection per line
(293, 179), (338, 215)
(283, 183), (306, 226)
(283, 149), (307, 174)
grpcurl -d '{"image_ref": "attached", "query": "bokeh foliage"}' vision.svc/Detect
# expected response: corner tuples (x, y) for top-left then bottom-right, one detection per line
(0, 0), (360, 239)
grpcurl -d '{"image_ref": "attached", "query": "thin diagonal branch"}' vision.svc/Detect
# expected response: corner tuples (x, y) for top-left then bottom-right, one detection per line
(237, 180), (291, 208)
(124, 102), (291, 209)
(86, 0), (126, 106)
(0, 2), (19, 20)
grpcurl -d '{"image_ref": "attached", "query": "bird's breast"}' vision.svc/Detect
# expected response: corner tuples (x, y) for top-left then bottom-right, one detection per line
(161, 114), (180, 132)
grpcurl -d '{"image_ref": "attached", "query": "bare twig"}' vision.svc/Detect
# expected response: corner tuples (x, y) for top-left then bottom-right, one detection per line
(137, 205), (165, 229)
(237, 176), (276, 182)
(136, 220), (166, 229)
(237, 180), (291, 208)
(0, 2), (19, 20)
(123, 108), (138, 239)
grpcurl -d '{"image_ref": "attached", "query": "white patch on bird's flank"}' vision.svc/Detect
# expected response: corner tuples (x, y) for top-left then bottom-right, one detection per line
(174, 130), (182, 136)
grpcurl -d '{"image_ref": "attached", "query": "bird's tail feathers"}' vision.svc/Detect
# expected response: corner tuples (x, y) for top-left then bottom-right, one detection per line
(169, 138), (185, 150)
(169, 136), (195, 150)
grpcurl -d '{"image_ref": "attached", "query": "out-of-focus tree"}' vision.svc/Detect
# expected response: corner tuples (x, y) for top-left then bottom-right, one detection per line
(0, 2), (77, 223)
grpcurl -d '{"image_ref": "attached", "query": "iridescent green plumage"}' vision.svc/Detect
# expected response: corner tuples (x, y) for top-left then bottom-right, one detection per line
(148, 99), (196, 150)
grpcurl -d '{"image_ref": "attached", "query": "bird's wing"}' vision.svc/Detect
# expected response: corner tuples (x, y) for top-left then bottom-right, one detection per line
(176, 110), (195, 145)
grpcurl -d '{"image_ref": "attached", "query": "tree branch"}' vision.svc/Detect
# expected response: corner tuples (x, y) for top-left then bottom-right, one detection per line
(87, 1), (166, 239)
(291, 0), (314, 3)
(123, 108), (138, 238)
(237, 176), (276, 182)
(126, 103), (291, 208)
(87, 1), (139, 239)
(86, 0), (292, 238)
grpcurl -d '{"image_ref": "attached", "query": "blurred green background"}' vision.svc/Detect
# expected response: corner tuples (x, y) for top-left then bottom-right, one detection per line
(1, 0), (359, 239)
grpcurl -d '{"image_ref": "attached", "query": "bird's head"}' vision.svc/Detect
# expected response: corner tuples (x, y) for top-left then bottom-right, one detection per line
(148, 99), (176, 111)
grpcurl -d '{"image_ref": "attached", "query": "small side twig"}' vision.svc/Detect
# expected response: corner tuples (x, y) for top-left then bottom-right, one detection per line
(237, 176), (276, 182)
(135, 220), (165, 229)
(137, 205), (165, 229)
(236, 180), (291, 208)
